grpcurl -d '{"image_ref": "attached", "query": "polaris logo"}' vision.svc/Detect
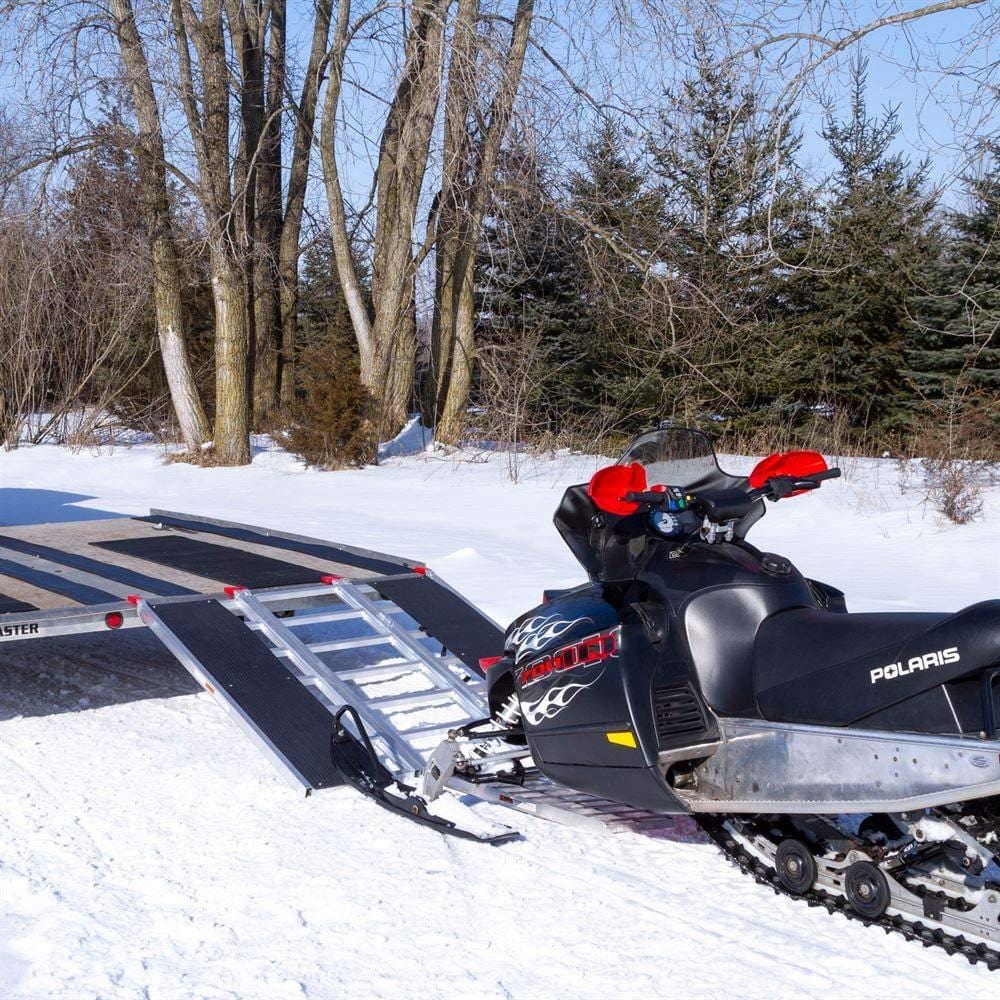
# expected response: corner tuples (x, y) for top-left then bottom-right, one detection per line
(0, 623), (40, 639)
(870, 647), (959, 684)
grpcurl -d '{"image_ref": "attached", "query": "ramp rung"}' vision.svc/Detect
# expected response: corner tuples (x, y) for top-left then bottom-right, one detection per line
(304, 628), (428, 655)
(271, 633), (392, 655)
(337, 662), (426, 682)
(403, 722), (456, 739)
(367, 689), (458, 712)
(298, 667), (428, 691)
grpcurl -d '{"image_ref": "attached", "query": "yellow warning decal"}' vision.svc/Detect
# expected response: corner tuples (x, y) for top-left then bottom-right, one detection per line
(605, 731), (637, 748)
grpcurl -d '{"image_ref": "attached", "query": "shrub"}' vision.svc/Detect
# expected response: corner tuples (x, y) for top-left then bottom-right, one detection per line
(921, 456), (986, 525)
(285, 344), (375, 470)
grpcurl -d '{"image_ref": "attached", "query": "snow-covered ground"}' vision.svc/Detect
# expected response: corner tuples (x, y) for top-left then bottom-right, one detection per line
(1, 442), (998, 998)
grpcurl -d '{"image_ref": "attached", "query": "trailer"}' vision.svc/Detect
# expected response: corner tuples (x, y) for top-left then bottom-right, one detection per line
(0, 510), (671, 840)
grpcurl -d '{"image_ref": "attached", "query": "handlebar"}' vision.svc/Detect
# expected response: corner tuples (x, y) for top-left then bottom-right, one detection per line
(624, 467), (842, 517)
(753, 467), (841, 501)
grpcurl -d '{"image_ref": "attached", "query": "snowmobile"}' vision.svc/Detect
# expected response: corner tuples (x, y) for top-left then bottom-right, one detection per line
(401, 425), (1000, 967)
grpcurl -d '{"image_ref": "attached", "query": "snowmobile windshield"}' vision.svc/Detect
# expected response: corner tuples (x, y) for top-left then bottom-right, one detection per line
(619, 427), (735, 489)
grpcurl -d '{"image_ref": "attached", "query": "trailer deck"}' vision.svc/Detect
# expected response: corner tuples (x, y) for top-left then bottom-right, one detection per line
(0, 509), (671, 836)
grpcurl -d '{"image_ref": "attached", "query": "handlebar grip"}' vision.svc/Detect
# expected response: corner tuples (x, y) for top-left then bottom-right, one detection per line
(624, 490), (667, 504)
(809, 468), (842, 482)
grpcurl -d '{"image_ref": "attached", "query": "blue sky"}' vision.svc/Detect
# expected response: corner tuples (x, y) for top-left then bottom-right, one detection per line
(1, 1), (994, 209)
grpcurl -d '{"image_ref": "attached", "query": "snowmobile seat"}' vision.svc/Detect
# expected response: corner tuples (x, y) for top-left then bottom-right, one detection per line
(753, 600), (1000, 727)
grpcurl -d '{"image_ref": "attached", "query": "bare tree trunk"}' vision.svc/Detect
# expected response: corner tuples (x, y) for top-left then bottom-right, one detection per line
(369, 0), (450, 435)
(435, 0), (534, 444)
(320, 0), (375, 381)
(111, 0), (210, 451)
(278, 0), (333, 405)
(253, 0), (285, 420)
(212, 254), (254, 463)
(170, 0), (254, 464)
(228, 0), (266, 416)
(425, 0), (478, 425)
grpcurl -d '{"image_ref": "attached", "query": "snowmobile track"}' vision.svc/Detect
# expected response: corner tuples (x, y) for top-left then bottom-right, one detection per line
(696, 815), (1000, 972)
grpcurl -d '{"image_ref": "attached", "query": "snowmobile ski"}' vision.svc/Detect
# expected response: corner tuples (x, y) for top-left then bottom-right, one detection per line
(330, 707), (519, 845)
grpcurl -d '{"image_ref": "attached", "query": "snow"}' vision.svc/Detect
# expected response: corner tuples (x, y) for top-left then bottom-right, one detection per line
(376, 416), (434, 461)
(1, 442), (998, 998)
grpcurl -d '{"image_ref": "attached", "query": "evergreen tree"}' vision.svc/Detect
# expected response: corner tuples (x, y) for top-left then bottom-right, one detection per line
(476, 141), (592, 428)
(567, 119), (664, 425)
(907, 145), (1000, 447)
(298, 230), (370, 358)
(648, 41), (808, 423)
(788, 59), (937, 437)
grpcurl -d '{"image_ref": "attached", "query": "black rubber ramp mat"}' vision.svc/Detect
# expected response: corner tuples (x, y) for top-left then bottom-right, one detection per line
(372, 575), (504, 675)
(0, 593), (38, 615)
(0, 556), (119, 607)
(94, 536), (327, 589)
(150, 599), (344, 790)
(0, 535), (196, 597)
(143, 513), (410, 577)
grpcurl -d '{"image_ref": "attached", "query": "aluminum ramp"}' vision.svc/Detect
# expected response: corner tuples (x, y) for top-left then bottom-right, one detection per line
(137, 579), (675, 838)
(136, 578), (490, 791)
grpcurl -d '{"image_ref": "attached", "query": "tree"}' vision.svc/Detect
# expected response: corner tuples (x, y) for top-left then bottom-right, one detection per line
(567, 119), (665, 426)
(254, 0), (334, 419)
(425, 0), (535, 444)
(476, 141), (592, 433)
(111, 0), (211, 452)
(322, 0), (451, 443)
(168, 0), (270, 465)
(907, 145), (1000, 448)
(649, 42), (807, 423)
(787, 59), (937, 436)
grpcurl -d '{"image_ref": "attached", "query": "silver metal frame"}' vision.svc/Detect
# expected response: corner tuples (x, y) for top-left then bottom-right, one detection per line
(675, 717), (1000, 813)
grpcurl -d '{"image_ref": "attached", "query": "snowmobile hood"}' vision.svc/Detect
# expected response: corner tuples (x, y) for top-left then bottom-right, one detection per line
(505, 590), (619, 666)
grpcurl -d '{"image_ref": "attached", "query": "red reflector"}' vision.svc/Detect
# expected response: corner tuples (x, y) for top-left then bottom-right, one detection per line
(413, 565), (428, 576)
(126, 594), (141, 606)
(479, 654), (506, 670)
(104, 611), (124, 630)
(321, 574), (343, 584)
(223, 585), (247, 598)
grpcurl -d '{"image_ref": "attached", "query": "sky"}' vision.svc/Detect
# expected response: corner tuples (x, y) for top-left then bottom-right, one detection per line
(1, 0), (996, 212)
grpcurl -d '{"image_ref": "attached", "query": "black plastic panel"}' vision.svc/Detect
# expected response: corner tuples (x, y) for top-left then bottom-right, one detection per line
(372, 574), (503, 674)
(96, 536), (327, 589)
(151, 599), (343, 789)
(142, 513), (410, 576)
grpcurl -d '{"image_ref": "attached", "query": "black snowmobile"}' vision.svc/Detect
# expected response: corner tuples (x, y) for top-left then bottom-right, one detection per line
(415, 426), (1000, 966)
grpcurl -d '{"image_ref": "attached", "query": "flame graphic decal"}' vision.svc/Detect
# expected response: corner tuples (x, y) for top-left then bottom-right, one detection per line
(509, 614), (594, 663)
(520, 670), (605, 725)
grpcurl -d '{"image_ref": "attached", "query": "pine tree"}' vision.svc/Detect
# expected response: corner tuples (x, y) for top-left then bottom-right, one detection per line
(907, 145), (1000, 448)
(297, 230), (370, 360)
(567, 119), (664, 425)
(788, 59), (937, 437)
(648, 42), (808, 424)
